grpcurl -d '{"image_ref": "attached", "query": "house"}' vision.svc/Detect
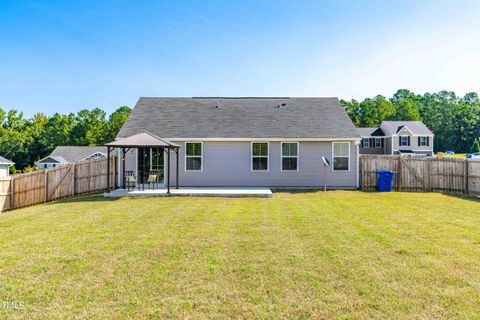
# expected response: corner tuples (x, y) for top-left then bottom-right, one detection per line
(35, 146), (108, 168)
(358, 121), (434, 156)
(0, 156), (14, 178)
(112, 97), (361, 189)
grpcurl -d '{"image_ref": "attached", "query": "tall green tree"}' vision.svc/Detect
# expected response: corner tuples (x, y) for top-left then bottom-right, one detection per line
(105, 106), (132, 143)
(342, 89), (480, 153)
(71, 108), (107, 146)
(0, 106), (130, 170)
(43, 113), (76, 152)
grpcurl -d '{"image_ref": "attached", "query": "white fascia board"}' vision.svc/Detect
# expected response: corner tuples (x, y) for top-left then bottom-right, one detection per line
(167, 137), (362, 142)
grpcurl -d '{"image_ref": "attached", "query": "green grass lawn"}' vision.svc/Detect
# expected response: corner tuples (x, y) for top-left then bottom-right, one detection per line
(1, 191), (479, 319)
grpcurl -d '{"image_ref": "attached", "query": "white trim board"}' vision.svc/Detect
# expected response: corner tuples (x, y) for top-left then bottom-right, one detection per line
(168, 137), (361, 142)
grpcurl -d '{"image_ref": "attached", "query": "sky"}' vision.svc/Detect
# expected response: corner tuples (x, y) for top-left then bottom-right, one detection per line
(1, 0), (480, 117)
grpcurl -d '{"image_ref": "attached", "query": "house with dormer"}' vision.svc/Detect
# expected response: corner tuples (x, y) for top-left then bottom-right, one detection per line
(358, 121), (434, 156)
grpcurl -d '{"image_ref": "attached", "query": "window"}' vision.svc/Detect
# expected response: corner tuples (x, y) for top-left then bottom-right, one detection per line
(185, 142), (202, 171)
(419, 136), (428, 146)
(333, 142), (350, 171)
(400, 136), (410, 146)
(252, 142), (268, 171)
(281, 142), (298, 171)
(375, 138), (382, 148)
(362, 138), (370, 148)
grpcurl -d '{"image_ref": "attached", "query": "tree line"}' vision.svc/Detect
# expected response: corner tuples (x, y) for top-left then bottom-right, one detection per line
(2, 89), (480, 171)
(0, 106), (131, 171)
(341, 89), (480, 153)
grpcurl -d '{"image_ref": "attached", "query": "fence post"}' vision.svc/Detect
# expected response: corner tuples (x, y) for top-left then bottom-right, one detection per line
(397, 156), (402, 191)
(464, 159), (469, 195)
(10, 177), (14, 209)
(44, 170), (48, 203)
(427, 158), (432, 192)
(359, 155), (363, 189)
(72, 163), (76, 196)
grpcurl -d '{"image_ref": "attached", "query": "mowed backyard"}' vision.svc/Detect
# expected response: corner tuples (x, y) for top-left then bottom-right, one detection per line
(1, 191), (479, 319)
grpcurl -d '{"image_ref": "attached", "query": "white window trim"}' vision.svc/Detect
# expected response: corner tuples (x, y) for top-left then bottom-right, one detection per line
(185, 141), (203, 172)
(419, 136), (428, 146)
(374, 138), (382, 148)
(251, 141), (269, 172)
(280, 142), (299, 172)
(390, 126), (416, 136)
(362, 138), (370, 148)
(332, 141), (351, 172)
(399, 136), (410, 146)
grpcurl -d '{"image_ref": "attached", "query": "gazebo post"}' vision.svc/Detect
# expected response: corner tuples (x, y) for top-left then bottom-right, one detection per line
(167, 147), (171, 194)
(122, 147), (126, 190)
(105, 132), (180, 194)
(175, 147), (179, 189)
(107, 146), (111, 191)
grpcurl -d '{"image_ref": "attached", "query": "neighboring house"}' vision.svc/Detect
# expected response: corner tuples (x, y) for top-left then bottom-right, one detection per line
(113, 97), (361, 188)
(0, 156), (14, 178)
(35, 146), (108, 168)
(358, 121), (434, 156)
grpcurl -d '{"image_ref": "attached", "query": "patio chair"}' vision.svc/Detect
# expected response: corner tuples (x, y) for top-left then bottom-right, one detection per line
(125, 171), (137, 191)
(146, 171), (158, 190)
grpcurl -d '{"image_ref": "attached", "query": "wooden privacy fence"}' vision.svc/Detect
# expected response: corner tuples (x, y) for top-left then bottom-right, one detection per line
(360, 155), (480, 194)
(0, 157), (117, 211)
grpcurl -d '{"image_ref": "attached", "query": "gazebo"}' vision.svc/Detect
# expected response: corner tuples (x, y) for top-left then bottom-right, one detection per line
(105, 132), (180, 194)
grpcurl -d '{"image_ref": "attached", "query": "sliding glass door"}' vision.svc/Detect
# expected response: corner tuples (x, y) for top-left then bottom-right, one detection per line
(137, 148), (164, 184)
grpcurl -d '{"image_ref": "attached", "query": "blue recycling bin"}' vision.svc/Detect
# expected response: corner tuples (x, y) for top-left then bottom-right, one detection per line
(376, 170), (394, 192)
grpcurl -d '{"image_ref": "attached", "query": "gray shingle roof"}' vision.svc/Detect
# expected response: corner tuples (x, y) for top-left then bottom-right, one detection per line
(37, 156), (68, 164)
(380, 121), (433, 136)
(116, 97), (360, 139)
(38, 146), (108, 163)
(0, 155), (14, 165)
(107, 132), (179, 148)
(357, 127), (385, 137)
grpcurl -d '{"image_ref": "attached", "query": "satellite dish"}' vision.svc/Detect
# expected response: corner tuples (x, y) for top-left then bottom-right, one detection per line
(322, 156), (330, 167)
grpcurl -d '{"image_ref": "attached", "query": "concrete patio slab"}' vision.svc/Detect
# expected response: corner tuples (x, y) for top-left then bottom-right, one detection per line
(104, 187), (273, 198)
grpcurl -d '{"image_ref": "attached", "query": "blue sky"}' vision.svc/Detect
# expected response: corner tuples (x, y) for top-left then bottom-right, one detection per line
(1, 0), (480, 116)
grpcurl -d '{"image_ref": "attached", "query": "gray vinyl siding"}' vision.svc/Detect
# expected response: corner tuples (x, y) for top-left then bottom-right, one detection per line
(123, 149), (137, 175)
(385, 137), (393, 155)
(392, 133), (433, 155)
(122, 141), (358, 188)
(0, 165), (8, 178)
(118, 149), (137, 186)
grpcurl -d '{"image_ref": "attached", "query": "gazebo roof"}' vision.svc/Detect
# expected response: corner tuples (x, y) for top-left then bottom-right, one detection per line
(105, 132), (180, 148)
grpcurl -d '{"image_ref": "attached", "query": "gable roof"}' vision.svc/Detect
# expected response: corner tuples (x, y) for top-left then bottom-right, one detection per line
(37, 146), (108, 164)
(357, 127), (385, 137)
(107, 132), (179, 148)
(36, 156), (68, 164)
(380, 121), (433, 136)
(0, 155), (14, 166)
(116, 97), (360, 139)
